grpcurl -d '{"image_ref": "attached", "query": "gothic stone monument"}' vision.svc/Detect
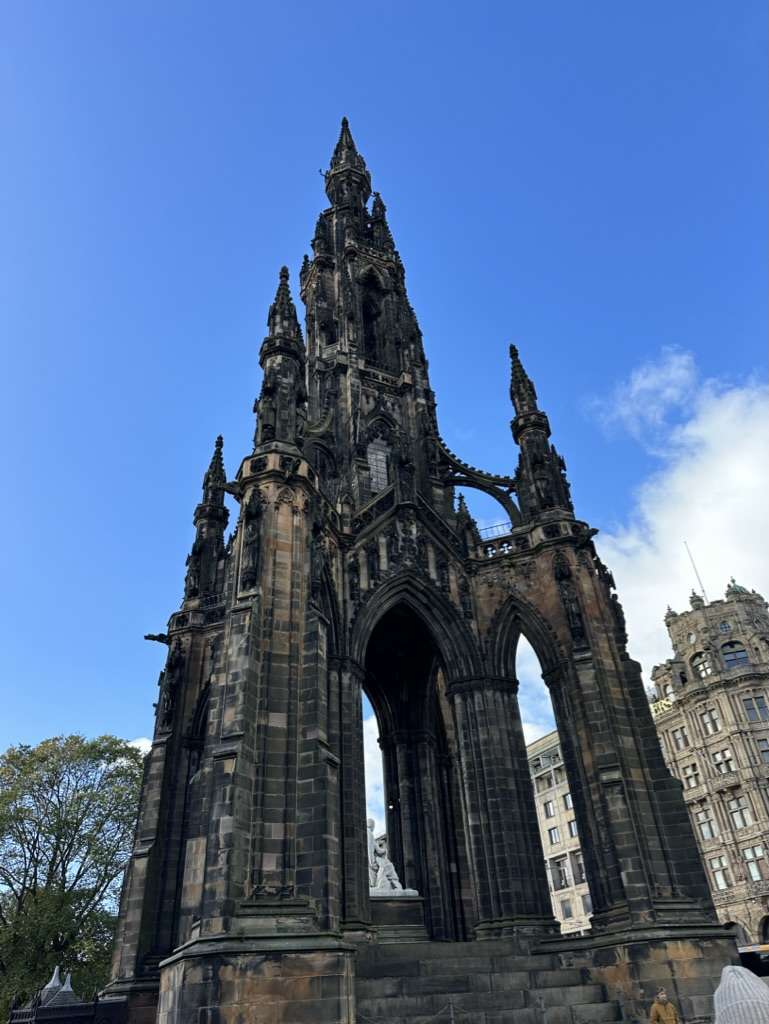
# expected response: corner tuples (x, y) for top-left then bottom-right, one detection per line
(102, 121), (737, 1023)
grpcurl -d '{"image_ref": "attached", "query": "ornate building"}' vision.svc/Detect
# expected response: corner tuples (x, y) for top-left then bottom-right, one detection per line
(76, 120), (738, 1023)
(650, 581), (769, 945)
(527, 731), (593, 936)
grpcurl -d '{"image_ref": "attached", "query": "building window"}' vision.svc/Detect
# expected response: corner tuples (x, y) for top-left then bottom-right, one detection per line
(572, 852), (586, 884)
(551, 857), (570, 890)
(683, 763), (700, 789)
(743, 846), (765, 882)
(560, 899), (573, 920)
(563, 792), (573, 810)
(695, 806), (718, 840)
(567, 819), (578, 838)
(722, 641), (749, 668)
(757, 738), (769, 765)
(367, 438), (390, 492)
(709, 855), (731, 891)
(743, 696), (769, 723)
(712, 748), (734, 774)
(547, 827), (561, 846)
(543, 800), (555, 819)
(700, 708), (721, 735)
(582, 894), (593, 915)
(728, 796), (754, 830)
(536, 773), (554, 793)
(719, 621), (732, 633)
(692, 653), (713, 680)
(671, 726), (690, 750)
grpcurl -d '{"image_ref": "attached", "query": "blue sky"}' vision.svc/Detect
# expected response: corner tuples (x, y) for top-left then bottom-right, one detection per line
(1, 2), (766, 766)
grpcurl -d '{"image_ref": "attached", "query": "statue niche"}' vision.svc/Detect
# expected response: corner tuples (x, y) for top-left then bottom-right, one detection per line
(360, 270), (397, 373)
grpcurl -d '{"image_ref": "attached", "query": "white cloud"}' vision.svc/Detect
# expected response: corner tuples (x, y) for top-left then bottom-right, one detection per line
(592, 346), (698, 444)
(517, 637), (556, 744)
(129, 737), (152, 754)
(595, 358), (769, 678)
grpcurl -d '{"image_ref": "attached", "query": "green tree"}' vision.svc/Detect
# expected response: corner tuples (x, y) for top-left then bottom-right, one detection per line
(0, 735), (144, 1014)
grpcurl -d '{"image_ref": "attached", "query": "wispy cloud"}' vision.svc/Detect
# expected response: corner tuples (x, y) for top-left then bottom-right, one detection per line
(590, 346), (698, 445)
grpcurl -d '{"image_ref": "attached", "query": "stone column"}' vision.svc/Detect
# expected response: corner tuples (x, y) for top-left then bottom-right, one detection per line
(448, 678), (555, 940)
(338, 660), (372, 934)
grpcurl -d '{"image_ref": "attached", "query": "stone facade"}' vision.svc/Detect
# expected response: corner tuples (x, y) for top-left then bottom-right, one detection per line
(527, 731), (593, 936)
(85, 120), (739, 1023)
(649, 581), (769, 946)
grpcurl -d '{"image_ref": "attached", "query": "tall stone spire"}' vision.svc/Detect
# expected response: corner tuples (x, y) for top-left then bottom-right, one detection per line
(509, 344), (539, 416)
(202, 434), (226, 506)
(253, 267), (307, 449)
(509, 345), (573, 519)
(370, 191), (395, 251)
(324, 116), (371, 207)
(183, 435), (229, 603)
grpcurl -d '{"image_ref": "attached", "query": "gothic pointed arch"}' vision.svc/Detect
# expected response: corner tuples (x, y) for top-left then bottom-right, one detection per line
(486, 590), (566, 680)
(350, 571), (483, 682)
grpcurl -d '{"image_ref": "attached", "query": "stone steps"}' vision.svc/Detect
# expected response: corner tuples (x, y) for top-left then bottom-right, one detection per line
(355, 941), (624, 1024)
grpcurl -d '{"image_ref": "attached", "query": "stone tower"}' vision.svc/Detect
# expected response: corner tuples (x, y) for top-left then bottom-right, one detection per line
(104, 120), (736, 1024)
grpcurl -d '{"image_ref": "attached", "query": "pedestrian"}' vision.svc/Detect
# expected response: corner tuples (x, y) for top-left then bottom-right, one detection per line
(713, 964), (769, 1023)
(649, 988), (679, 1024)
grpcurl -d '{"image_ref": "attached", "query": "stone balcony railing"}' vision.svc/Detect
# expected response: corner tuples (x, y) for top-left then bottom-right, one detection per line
(711, 771), (741, 792)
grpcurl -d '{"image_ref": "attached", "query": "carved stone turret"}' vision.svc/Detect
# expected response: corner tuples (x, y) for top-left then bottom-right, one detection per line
(183, 435), (228, 603)
(509, 344), (573, 519)
(253, 267), (307, 450)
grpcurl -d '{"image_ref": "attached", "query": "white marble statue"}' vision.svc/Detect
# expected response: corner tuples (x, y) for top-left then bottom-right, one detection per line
(368, 827), (418, 897)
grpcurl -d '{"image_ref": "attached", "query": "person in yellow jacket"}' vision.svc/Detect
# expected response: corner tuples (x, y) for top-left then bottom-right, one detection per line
(649, 988), (680, 1024)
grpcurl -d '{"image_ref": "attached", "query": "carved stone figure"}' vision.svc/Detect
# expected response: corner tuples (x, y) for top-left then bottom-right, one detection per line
(241, 490), (263, 589)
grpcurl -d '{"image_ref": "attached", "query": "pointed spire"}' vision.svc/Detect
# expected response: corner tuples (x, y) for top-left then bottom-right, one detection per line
(509, 345), (539, 416)
(254, 267), (308, 449)
(329, 117), (367, 174)
(325, 117), (371, 205)
(267, 266), (302, 342)
(202, 435), (225, 505)
(371, 192), (395, 251)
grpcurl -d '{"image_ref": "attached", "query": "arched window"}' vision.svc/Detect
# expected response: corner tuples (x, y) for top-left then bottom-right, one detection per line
(722, 641), (749, 669)
(367, 438), (390, 493)
(691, 652), (712, 680)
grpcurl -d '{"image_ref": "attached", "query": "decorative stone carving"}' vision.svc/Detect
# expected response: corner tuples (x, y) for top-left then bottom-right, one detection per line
(365, 538), (380, 586)
(157, 642), (184, 731)
(348, 555), (361, 605)
(553, 551), (588, 649)
(240, 489), (263, 590)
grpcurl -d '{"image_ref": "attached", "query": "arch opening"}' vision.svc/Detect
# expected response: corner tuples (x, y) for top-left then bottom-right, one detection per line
(360, 603), (469, 940)
(517, 635), (595, 937)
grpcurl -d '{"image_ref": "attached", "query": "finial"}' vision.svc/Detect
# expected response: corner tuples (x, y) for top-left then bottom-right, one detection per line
(509, 344), (538, 414)
(202, 434), (226, 501)
(326, 117), (371, 203)
(267, 264), (302, 342)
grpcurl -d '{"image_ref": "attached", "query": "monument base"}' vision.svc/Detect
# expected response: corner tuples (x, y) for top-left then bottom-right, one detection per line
(538, 923), (739, 1022)
(155, 934), (356, 1024)
(369, 894), (429, 943)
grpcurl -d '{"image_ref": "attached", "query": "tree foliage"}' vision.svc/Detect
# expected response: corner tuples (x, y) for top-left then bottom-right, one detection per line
(0, 735), (144, 1013)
